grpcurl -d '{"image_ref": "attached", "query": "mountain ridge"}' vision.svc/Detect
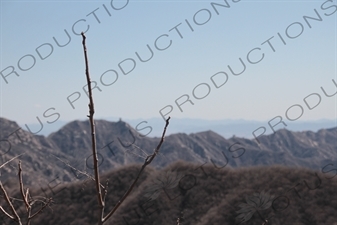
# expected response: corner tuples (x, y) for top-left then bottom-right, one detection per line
(1, 117), (336, 189)
(21, 117), (337, 138)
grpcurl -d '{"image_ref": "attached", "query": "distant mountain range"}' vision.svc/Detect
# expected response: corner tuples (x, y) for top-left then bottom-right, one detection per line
(1, 117), (336, 190)
(21, 117), (336, 138)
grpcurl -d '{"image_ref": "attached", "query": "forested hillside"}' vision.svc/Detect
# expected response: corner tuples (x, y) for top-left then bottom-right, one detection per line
(1, 162), (336, 225)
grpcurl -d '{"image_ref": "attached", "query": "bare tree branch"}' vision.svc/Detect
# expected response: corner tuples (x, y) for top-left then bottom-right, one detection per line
(28, 197), (52, 220)
(81, 32), (104, 225)
(1, 158), (53, 225)
(102, 117), (170, 223)
(80, 33), (170, 224)
(0, 153), (25, 170)
(0, 180), (22, 224)
(50, 154), (105, 189)
(0, 205), (15, 220)
(18, 161), (30, 212)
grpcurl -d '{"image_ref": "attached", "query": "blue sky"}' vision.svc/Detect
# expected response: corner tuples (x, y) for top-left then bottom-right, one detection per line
(1, 0), (336, 134)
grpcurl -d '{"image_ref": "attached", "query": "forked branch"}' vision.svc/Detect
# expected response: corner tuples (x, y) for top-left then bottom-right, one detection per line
(0, 180), (22, 224)
(80, 32), (170, 224)
(0, 159), (52, 225)
(102, 116), (170, 223)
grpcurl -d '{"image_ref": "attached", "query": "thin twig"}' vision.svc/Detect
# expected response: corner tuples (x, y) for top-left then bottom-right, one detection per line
(18, 161), (30, 212)
(102, 117), (170, 223)
(0, 205), (15, 220)
(126, 143), (166, 160)
(0, 157), (53, 225)
(50, 154), (105, 189)
(0, 153), (25, 169)
(28, 197), (53, 220)
(262, 219), (268, 225)
(81, 32), (104, 225)
(0, 180), (22, 224)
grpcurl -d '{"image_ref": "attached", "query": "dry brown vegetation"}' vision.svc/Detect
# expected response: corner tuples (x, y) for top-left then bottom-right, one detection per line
(2, 162), (336, 225)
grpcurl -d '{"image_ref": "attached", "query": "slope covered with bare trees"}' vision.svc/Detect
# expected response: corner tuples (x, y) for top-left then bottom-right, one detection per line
(2, 162), (336, 225)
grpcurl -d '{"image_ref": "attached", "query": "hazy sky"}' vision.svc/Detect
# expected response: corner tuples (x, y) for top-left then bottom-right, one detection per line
(1, 0), (336, 131)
